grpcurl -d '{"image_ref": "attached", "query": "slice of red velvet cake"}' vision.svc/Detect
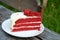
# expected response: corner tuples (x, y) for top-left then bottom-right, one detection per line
(11, 9), (42, 32)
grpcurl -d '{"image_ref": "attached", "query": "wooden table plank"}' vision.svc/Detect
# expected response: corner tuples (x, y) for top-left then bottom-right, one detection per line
(0, 5), (12, 24)
(0, 0), (37, 11)
(37, 28), (60, 40)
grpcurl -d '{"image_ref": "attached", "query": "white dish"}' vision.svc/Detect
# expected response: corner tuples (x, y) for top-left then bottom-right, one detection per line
(2, 19), (44, 37)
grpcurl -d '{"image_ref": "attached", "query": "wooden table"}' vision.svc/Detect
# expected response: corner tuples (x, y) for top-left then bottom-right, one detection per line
(0, 5), (60, 40)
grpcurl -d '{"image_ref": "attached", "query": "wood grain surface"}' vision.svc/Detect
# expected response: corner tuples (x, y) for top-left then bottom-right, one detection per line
(0, 0), (38, 11)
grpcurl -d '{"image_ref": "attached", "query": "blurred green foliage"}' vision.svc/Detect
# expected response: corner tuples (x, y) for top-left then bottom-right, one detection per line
(43, 0), (60, 34)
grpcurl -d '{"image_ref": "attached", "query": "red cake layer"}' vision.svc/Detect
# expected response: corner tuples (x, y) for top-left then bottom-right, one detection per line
(13, 23), (41, 27)
(15, 17), (42, 24)
(12, 27), (40, 32)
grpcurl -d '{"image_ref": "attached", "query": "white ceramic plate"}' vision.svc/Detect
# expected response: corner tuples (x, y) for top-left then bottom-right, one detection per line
(2, 19), (44, 37)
